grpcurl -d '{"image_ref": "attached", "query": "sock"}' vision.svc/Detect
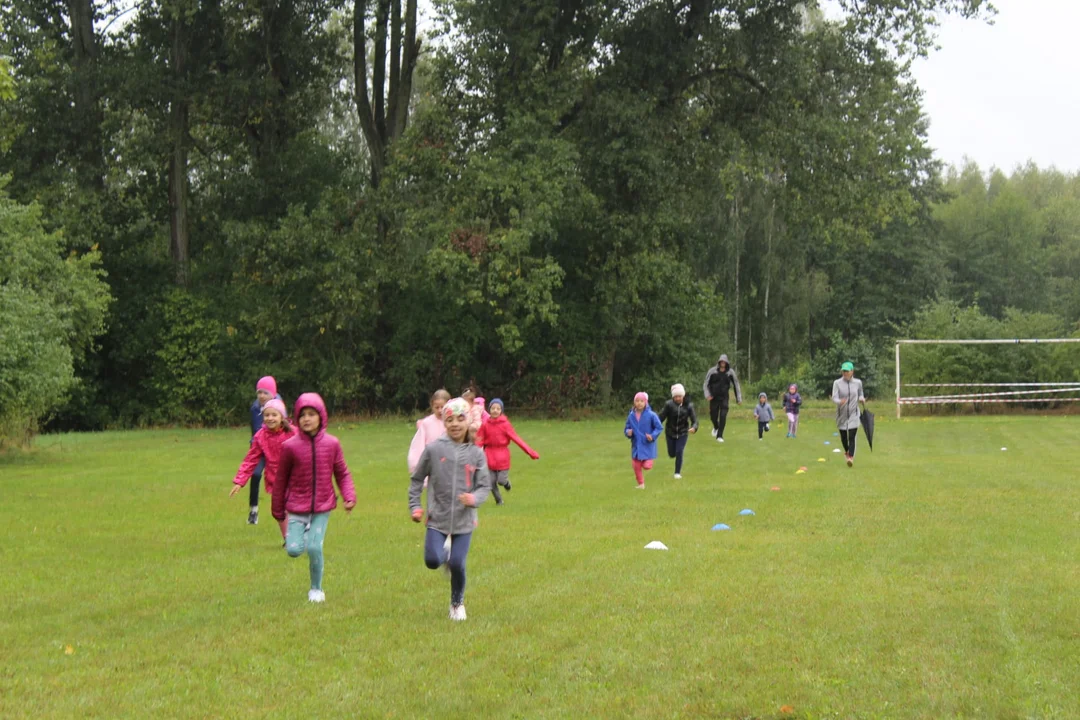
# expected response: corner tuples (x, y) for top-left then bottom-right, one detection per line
(250, 505), (258, 512)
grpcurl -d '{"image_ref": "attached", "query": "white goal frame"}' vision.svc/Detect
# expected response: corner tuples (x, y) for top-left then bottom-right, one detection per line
(895, 338), (1080, 418)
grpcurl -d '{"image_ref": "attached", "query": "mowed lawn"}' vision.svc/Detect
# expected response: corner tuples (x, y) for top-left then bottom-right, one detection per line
(1, 412), (1078, 719)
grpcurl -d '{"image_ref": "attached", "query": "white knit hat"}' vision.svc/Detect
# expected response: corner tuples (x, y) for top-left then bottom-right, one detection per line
(671, 383), (686, 397)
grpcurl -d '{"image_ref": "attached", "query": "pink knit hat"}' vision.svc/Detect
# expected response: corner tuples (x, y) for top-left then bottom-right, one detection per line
(261, 398), (288, 419)
(256, 376), (277, 395)
(634, 391), (649, 403)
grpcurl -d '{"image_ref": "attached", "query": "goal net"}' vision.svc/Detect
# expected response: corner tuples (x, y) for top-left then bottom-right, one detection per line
(895, 339), (1080, 417)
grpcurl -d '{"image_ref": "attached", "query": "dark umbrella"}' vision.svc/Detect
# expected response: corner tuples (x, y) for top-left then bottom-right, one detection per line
(860, 408), (875, 451)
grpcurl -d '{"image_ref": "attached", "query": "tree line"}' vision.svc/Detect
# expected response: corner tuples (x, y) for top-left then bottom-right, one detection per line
(6, 0), (1078, 441)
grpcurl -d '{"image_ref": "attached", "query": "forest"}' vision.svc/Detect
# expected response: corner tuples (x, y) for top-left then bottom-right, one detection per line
(4, 0), (1080, 441)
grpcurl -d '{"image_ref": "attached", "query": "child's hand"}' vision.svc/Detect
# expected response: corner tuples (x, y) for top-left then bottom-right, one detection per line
(229, 484), (241, 497)
(645, 434), (653, 442)
(344, 500), (356, 514)
(411, 508), (425, 523)
(625, 429), (633, 438)
(458, 493), (477, 507)
(529, 451), (540, 460)
(689, 427), (697, 434)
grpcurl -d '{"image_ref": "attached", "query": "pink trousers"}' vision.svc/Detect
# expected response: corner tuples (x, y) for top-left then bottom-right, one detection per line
(632, 458), (654, 486)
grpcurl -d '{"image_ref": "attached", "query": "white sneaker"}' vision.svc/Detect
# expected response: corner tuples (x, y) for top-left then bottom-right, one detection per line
(308, 589), (325, 603)
(716, 437), (724, 443)
(635, 484), (645, 489)
(710, 428), (717, 438)
(673, 473), (682, 479)
(449, 604), (467, 621)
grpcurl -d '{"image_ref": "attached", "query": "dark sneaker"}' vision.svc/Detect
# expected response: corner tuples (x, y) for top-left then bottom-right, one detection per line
(247, 510), (258, 525)
(504, 480), (511, 492)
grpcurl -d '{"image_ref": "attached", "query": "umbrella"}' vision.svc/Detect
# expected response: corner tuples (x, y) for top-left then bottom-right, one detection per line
(860, 408), (875, 451)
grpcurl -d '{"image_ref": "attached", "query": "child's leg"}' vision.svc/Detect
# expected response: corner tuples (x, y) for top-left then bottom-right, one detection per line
(285, 514), (310, 558)
(249, 457), (266, 508)
(632, 459), (645, 486)
(786, 412), (795, 435)
(490, 473), (503, 504)
(666, 435), (677, 459)
(758, 421), (765, 439)
(448, 532), (473, 606)
(424, 527), (449, 569)
(674, 435), (687, 474)
(305, 513), (330, 591)
(792, 413), (800, 436)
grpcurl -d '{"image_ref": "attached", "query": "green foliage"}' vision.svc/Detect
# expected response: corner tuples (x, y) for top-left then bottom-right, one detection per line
(0, 183), (110, 444)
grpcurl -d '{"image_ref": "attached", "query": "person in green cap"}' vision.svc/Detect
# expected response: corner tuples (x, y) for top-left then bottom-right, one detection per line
(831, 361), (866, 467)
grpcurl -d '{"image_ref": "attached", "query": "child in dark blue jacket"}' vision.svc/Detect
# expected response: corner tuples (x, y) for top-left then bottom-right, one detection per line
(624, 392), (663, 489)
(245, 375), (282, 525)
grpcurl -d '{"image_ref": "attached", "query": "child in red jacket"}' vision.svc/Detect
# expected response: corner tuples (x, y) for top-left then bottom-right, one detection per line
(272, 393), (356, 603)
(230, 398), (296, 540)
(474, 398), (539, 505)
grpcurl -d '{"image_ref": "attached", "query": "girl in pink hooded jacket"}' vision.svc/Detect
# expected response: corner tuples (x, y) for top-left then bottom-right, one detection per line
(230, 398), (295, 539)
(272, 393), (356, 603)
(407, 389), (451, 476)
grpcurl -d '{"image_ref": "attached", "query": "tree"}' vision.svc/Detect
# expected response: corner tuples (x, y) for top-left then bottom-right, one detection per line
(0, 181), (111, 445)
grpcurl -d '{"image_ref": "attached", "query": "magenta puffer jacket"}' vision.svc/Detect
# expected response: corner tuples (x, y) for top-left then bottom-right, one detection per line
(272, 393), (356, 521)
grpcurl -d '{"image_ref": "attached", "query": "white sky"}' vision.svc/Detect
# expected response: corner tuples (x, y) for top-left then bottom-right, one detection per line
(908, 0), (1080, 173)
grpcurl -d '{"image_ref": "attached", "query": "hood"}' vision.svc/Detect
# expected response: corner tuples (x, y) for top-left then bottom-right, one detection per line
(717, 354), (730, 369)
(293, 392), (328, 437)
(486, 414), (509, 426)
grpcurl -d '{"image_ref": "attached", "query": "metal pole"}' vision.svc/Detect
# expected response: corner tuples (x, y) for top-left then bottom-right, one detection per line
(895, 342), (901, 419)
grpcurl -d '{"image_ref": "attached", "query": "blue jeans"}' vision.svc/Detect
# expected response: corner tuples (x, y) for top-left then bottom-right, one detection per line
(424, 528), (473, 605)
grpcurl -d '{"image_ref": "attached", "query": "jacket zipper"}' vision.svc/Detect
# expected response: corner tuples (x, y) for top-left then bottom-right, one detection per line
(309, 433), (317, 517)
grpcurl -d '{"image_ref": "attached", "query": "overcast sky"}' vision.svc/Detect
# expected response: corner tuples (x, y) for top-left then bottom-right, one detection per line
(908, 0), (1080, 174)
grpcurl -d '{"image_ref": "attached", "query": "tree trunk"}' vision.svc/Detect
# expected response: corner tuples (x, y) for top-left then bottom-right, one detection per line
(168, 16), (191, 287)
(69, 0), (103, 188)
(599, 342), (617, 405)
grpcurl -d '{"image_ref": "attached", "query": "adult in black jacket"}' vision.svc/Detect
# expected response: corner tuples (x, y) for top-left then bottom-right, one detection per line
(702, 353), (742, 442)
(657, 384), (698, 478)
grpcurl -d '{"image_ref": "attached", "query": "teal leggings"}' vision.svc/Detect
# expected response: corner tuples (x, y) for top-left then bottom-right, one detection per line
(285, 512), (330, 590)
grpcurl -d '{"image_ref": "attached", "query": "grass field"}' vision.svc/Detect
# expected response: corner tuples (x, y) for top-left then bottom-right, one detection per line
(2, 411), (1078, 719)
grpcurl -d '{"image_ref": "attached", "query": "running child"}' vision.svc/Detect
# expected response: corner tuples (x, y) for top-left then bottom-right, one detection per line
(409, 398), (491, 621)
(408, 389), (452, 476)
(625, 392), (662, 489)
(754, 392), (774, 440)
(782, 384), (802, 438)
(461, 387), (489, 436)
(657, 384), (698, 479)
(475, 398), (539, 505)
(245, 376), (282, 525)
(231, 398), (296, 539)
(272, 393), (356, 603)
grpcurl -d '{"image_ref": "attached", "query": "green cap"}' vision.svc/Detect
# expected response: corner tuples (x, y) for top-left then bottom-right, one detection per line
(841, 361), (854, 372)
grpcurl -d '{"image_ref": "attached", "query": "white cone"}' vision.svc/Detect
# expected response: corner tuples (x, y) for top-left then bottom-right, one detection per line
(644, 541), (668, 550)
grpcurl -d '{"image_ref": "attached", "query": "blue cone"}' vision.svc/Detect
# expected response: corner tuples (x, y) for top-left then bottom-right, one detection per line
(833, 432), (839, 436)
(824, 441), (831, 445)
(739, 509), (755, 516)
(712, 523), (731, 531)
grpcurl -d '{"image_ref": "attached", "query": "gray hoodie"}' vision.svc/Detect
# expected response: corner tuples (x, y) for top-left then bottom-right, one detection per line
(702, 353), (743, 404)
(831, 376), (865, 431)
(754, 399), (775, 423)
(409, 436), (491, 535)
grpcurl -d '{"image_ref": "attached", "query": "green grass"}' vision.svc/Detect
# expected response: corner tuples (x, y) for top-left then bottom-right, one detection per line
(2, 413), (1078, 719)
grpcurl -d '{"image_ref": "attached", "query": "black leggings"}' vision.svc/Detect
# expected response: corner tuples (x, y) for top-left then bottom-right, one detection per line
(709, 399), (730, 438)
(249, 457), (266, 506)
(839, 428), (859, 457)
(666, 434), (688, 473)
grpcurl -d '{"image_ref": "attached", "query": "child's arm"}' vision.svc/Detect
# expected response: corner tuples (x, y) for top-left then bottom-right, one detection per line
(688, 403), (699, 432)
(657, 402), (668, 424)
(407, 422), (426, 474)
(408, 447), (430, 520)
(474, 423), (488, 449)
(231, 436), (265, 492)
(624, 413), (634, 438)
(459, 450), (491, 507)
(506, 420), (540, 460)
(271, 446), (293, 521)
(647, 412), (662, 442)
(332, 441), (356, 512)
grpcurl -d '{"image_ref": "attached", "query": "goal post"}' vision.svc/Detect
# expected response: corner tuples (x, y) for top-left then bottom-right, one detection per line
(895, 338), (1080, 418)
